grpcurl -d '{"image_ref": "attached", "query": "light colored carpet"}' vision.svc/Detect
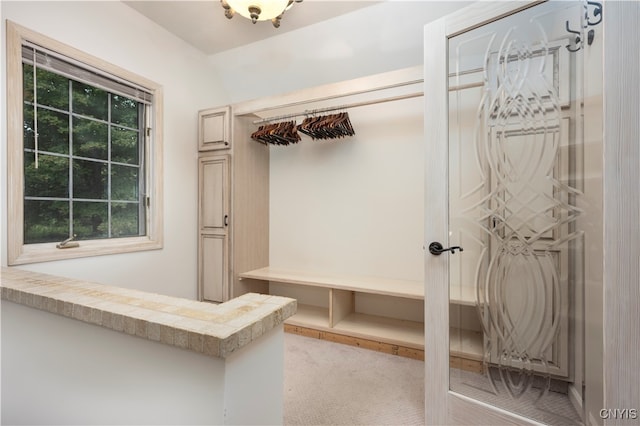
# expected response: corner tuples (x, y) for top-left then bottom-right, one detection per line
(283, 333), (581, 425)
(283, 333), (425, 426)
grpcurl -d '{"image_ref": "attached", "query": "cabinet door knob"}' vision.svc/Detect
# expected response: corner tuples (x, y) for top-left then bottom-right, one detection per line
(224, 215), (229, 227)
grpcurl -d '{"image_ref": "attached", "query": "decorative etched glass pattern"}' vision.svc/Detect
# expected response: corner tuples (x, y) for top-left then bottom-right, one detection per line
(448, 2), (592, 424)
(477, 31), (582, 395)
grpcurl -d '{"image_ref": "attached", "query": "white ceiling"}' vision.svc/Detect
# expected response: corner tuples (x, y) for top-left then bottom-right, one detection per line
(124, 0), (381, 55)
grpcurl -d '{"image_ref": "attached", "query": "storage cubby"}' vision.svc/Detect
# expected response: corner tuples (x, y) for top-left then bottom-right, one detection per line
(450, 303), (483, 371)
(240, 267), (484, 368)
(239, 267), (425, 353)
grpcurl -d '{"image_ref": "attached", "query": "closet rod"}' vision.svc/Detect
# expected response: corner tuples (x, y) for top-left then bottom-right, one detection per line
(239, 77), (423, 116)
(252, 92), (424, 125)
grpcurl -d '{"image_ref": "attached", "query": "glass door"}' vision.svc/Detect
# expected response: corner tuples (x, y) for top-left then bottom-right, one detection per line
(424, 1), (603, 424)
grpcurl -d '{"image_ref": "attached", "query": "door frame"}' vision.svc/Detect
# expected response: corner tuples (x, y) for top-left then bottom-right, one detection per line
(601, 2), (640, 424)
(423, 1), (639, 424)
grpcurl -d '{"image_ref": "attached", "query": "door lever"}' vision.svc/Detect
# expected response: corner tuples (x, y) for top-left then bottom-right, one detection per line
(428, 242), (463, 256)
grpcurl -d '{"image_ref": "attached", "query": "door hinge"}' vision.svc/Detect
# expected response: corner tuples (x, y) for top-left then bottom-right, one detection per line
(146, 127), (151, 137)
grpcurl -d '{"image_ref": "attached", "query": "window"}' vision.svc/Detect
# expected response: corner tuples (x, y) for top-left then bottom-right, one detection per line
(7, 22), (163, 265)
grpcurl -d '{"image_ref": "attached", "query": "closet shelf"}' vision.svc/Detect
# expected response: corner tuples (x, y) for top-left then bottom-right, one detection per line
(241, 267), (482, 362)
(450, 327), (483, 361)
(288, 304), (482, 359)
(449, 286), (478, 306)
(239, 267), (424, 300)
(286, 304), (330, 329)
(240, 267), (478, 305)
(288, 304), (424, 350)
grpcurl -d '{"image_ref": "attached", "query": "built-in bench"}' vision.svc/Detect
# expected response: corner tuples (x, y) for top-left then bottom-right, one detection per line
(239, 266), (483, 369)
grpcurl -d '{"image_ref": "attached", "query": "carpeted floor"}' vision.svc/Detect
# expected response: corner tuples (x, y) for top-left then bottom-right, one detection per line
(283, 333), (425, 426)
(282, 333), (581, 426)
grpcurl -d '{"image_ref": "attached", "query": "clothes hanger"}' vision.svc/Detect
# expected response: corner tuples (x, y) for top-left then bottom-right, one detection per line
(255, 111), (354, 144)
(252, 121), (300, 145)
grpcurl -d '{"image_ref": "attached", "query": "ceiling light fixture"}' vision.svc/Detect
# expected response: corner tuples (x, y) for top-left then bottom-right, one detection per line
(221, 0), (302, 28)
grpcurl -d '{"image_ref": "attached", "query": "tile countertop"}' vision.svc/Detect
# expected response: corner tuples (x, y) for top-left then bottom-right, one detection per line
(0, 267), (296, 358)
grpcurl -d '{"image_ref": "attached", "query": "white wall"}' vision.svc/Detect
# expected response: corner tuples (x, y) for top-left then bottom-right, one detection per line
(225, 325), (285, 425)
(209, 1), (470, 103)
(269, 96), (425, 282)
(2, 301), (285, 425)
(0, 1), (230, 298)
(266, 94), (426, 321)
(2, 301), (227, 425)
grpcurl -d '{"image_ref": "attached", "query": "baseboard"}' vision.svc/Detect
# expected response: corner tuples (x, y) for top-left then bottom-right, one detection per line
(285, 324), (485, 375)
(284, 324), (425, 360)
(568, 383), (584, 421)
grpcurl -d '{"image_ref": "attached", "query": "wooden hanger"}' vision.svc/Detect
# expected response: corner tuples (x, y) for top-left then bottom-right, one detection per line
(253, 112), (355, 145)
(296, 112), (355, 140)
(252, 121), (300, 145)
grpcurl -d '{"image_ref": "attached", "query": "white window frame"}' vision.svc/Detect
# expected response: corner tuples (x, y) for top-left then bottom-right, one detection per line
(6, 21), (163, 265)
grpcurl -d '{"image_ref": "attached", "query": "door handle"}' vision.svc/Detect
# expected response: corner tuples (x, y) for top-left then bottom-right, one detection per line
(224, 215), (229, 227)
(428, 242), (463, 256)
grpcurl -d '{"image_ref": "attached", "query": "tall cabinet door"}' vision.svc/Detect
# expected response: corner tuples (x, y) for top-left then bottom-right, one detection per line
(198, 155), (230, 303)
(200, 233), (227, 302)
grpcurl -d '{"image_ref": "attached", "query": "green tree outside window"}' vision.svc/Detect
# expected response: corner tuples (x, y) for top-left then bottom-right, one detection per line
(23, 63), (145, 244)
